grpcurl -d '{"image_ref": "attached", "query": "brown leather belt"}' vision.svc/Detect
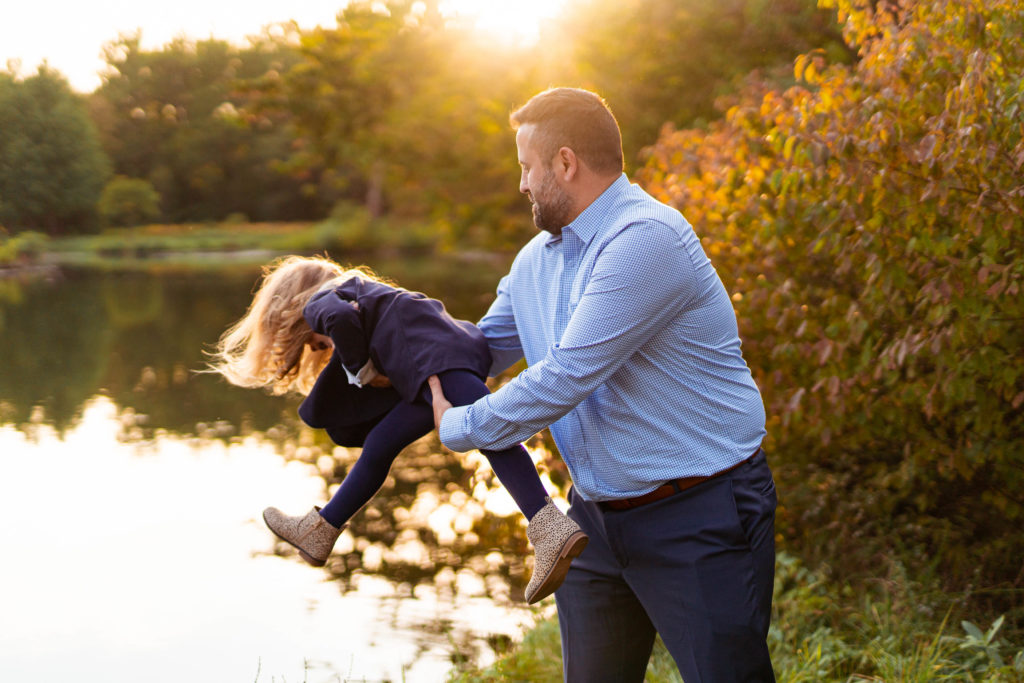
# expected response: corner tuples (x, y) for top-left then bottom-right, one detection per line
(599, 448), (761, 512)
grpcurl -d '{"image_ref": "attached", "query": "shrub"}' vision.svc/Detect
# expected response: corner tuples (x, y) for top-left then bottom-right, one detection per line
(0, 230), (49, 265)
(639, 0), (1024, 611)
(98, 176), (161, 227)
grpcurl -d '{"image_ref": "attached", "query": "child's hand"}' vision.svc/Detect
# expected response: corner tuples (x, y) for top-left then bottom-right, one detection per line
(368, 374), (391, 388)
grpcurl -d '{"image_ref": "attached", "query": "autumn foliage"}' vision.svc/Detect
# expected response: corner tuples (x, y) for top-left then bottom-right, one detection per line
(640, 0), (1024, 604)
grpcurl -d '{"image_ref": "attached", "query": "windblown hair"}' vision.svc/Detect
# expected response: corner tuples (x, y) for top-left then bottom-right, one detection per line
(510, 87), (624, 175)
(207, 255), (374, 395)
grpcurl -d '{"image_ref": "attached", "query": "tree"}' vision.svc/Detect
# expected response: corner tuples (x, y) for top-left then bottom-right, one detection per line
(550, 0), (853, 165)
(251, 0), (544, 247)
(91, 32), (319, 223)
(640, 0), (1024, 603)
(253, 0), (855, 247)
(98, 176), (161, 226)
(252, 1), (446, 216)
(0, 66), (110, 233)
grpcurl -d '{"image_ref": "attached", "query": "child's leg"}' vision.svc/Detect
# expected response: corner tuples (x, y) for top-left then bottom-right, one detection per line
(318, 401), (434, 528)
(424, 369), (548, 520)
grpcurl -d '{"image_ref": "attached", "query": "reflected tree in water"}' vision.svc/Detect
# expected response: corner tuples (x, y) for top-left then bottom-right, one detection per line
(0, 271), (113, 430)
(263, 430), (545, 602)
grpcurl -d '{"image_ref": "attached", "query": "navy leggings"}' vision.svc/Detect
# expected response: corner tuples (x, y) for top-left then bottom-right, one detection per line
(319, 369), (548, 527)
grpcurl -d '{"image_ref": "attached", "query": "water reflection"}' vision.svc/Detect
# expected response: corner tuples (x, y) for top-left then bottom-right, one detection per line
(0, 399), (538, 681)
(0, 256), (508, 437)
(0, 257), (566, 680)
(278, 432), (562, 601)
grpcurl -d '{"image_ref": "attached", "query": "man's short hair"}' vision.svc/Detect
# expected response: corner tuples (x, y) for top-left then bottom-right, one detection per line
(510, 87), (624, 175)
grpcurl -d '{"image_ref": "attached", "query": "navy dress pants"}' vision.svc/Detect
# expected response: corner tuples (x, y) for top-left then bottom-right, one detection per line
(555, 449), (777, 683)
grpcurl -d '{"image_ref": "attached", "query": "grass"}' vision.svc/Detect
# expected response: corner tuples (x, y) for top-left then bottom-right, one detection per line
(6, 209), (443, 271)
(41, 221), (362, 269)
(450, 553), (1024, 683)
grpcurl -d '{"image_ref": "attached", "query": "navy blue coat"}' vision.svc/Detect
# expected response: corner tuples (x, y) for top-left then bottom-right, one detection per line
(297, 277), (492, 446)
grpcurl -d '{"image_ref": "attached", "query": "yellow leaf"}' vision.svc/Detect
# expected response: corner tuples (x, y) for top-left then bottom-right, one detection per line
(794, 54), (808, 82)
(805, 61), (818, 84)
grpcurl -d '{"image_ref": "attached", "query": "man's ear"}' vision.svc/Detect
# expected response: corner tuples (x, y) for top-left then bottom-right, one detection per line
(557, 146), (579, 181)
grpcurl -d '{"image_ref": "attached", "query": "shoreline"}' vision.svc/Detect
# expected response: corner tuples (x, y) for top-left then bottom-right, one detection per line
(0, 262), (62, 280)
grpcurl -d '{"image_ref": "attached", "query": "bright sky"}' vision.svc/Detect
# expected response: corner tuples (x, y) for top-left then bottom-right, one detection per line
(2, 1), (564, 94)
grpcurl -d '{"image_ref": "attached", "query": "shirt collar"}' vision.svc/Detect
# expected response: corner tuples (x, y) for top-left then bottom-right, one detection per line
(545, 173), (631, 247)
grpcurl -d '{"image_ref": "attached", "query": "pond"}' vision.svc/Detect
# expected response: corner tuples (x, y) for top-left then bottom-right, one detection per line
(0, 254), (568, 682)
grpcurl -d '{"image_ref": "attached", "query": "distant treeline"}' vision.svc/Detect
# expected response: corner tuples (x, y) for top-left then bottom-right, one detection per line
(1, 0), (845, 246)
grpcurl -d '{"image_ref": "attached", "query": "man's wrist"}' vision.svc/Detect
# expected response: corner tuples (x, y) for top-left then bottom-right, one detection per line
(438, 405), (474, 452)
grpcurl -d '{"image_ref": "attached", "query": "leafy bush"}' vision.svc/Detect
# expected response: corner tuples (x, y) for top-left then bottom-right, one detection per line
(639, 0), (1024, 611)
(0, 230), (49, 265)
(313, 201), (439, 253)
(98, 176), (161, 227)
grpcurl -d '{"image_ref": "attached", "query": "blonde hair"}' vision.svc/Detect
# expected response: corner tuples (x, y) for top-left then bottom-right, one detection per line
(207, 255), (374, 395)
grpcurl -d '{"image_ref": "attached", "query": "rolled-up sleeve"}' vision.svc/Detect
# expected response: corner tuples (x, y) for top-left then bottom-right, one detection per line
(440, 221), (693, 452)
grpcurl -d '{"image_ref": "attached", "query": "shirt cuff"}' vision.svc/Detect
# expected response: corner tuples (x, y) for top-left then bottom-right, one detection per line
(439, 405), (476, 452)
(343, 359), (378, 388)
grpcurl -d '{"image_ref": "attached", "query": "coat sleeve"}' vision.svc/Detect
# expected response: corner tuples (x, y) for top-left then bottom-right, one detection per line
(303, 289), (371, 379)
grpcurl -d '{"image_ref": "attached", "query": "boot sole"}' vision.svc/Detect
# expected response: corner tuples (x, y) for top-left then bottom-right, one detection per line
(297, 550), (327, 568)
(262, 510), (329, 568)
(526, 531), (589, 605)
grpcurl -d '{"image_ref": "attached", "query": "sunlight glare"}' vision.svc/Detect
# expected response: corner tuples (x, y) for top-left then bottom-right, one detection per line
(440, 0), (567, 45)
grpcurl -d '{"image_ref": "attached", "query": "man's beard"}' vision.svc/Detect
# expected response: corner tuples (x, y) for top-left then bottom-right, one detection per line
(530, 171), (574, 234)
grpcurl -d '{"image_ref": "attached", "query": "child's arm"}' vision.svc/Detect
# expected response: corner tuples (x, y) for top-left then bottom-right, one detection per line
(303, 289), (377, 386)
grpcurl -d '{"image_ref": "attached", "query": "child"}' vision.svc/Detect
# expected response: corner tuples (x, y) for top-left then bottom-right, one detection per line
(208, 255), (587, 604)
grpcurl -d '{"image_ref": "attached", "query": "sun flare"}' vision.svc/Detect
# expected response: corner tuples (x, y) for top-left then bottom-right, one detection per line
(439, 0), (567, 45)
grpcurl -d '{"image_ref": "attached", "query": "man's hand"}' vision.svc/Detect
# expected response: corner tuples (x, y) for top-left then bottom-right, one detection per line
(428, 375), (452, 430)
(368, 374), (391, 388)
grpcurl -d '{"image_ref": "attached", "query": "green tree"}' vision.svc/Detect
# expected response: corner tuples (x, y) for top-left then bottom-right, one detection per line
(91, 32), (317, 222)
(77, 0), (856, 247)
(98, 175), (161, 226)
(640, 0), (1024, 605)
(0, 66), (110, 233)
(253, 1), (446, 216)
(551, 0), (853, 164)
(252, 0), (544, 247)
(253, 0), (851, 247)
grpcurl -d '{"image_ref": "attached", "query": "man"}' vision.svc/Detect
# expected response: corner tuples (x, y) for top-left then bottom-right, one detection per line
(429, 87), (776, 682)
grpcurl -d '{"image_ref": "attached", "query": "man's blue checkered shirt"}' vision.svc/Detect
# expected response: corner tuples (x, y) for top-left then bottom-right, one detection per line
(439, 174), (766, 502)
